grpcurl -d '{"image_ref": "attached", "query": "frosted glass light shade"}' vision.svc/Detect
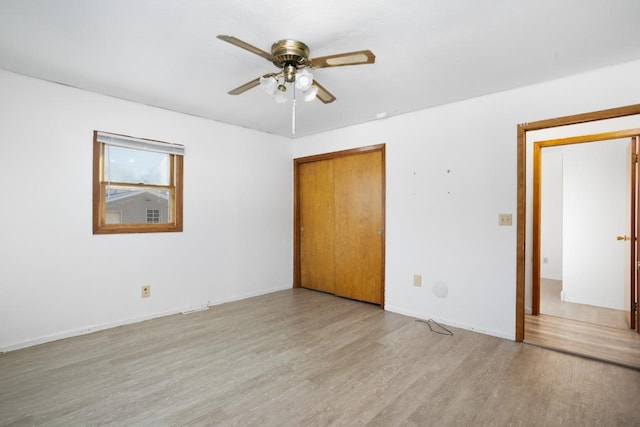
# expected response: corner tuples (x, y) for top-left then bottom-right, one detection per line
(260, 75), (278, 95)
(295, 69), (313, 91)
(304, 86), (318, 102)
(274, 88), (288, 103)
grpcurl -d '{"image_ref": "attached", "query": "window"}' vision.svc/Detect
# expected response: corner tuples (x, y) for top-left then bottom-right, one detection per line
(146, 209), (160, 223)
(93, 131), (184, 234)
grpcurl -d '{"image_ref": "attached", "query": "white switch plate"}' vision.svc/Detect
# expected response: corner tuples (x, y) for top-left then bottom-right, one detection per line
(499, 213), (512, 226)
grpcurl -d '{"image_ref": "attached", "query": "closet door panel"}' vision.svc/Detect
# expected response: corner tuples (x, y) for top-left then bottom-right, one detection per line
(333, 151), (383, 304)
(299, 159), (336, 294)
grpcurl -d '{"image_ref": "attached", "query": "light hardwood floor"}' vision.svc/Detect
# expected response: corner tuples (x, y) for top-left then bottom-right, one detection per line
(538, 279), (628, 329)
(2, 288), (640, 426)
(525, 279), (640, 370)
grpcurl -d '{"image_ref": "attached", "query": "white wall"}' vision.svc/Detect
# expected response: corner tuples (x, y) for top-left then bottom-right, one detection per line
(562, 140), (626, 310)
(295, 59), (640, 339)
(2, 58), (640, 350)
(0, 70), (293, 351)
(540, 149), (563, 280)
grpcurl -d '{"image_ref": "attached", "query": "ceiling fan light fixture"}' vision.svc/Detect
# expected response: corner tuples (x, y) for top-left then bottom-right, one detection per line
(295, 69), (314, 91)
(274, 85), (288, 103)
(304, 85), (319, 102)
(259, 75), (277, 95)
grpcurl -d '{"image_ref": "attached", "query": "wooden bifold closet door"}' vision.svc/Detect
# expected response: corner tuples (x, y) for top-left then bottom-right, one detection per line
(295, 145), (385, 306)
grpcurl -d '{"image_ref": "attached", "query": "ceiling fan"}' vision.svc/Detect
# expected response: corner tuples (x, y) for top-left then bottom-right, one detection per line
(216, 35), (376, 104)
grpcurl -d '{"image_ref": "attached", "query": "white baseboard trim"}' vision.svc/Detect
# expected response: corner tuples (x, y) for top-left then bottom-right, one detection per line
(0, 285), (292, 353)
(206, 285), (291, 308)
(385, 305), (515, 341)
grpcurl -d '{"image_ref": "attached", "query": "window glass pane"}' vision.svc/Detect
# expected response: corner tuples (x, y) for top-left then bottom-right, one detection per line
(105, 185), (171, 224)
(105, 211), (122, 224)
(146, 209), (160, 223)
(104, 146), (170, 185)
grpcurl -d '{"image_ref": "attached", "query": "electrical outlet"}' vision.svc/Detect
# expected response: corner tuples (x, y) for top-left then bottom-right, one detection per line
(141, 285), (150, 298)
(498, 213), (512, 226)
(413, 274), (422, 287)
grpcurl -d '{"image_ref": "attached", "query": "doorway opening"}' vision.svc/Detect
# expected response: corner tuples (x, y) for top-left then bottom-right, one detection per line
(516, 105), (640, 368)
(531, 131), (638, 323)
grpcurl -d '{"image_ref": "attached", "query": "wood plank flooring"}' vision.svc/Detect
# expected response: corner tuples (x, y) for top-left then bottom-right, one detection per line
(2, 289), (640, 426)
(538, 279), (628, 329)
(525, 278), (640, 370)
(525, 314), (640, 369)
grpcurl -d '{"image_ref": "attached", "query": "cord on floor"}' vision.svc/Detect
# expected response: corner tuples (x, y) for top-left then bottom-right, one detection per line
(416, 318), (454, 335)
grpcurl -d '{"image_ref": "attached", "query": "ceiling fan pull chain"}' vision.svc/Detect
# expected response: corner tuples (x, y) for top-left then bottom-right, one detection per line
(292, 82), (297, 135)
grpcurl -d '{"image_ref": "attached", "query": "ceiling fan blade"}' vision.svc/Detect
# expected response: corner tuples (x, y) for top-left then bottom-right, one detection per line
(312, 80), (336, 104)
(217, 35), (275, 62)
(228, 77), (261, 95)
(310, 50), (375, 69)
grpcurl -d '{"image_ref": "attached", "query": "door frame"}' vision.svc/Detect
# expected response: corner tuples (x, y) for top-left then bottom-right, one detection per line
(516, 104), (640, 341)
(293, 144), (386, 308)
(531, 130), (640, 317)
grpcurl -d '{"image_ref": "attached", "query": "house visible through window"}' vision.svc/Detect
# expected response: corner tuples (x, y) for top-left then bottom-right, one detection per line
(93, 131), (184, 234)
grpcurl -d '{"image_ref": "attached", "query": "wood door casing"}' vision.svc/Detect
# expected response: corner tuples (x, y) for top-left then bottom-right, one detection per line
(299, 159), (336, 294)
(625, 138), (636, 329)
(294, 144), (385, 307)
(634, 136), (640, 332)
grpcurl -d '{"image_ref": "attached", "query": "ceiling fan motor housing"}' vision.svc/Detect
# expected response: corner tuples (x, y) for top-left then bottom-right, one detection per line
(271, 39), (310, 70)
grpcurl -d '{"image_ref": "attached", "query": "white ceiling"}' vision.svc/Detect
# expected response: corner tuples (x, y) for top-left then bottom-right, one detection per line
(1, 0), (640, 138)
